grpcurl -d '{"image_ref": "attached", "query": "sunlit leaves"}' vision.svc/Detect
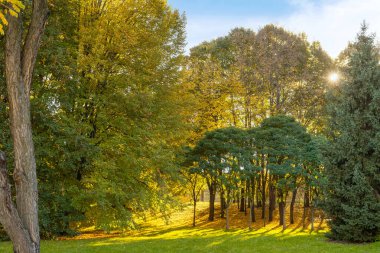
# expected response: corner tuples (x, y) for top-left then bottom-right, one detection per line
(0, 0), (25, 34)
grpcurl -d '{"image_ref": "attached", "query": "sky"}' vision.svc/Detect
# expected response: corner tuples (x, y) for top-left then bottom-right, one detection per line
(167, 0), (380, 58)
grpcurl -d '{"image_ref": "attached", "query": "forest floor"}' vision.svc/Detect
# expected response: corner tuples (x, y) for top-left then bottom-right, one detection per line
(0, 202), (379, 252)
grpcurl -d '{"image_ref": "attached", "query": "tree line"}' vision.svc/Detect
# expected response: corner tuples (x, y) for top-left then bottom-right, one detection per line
(185, 115), (324, 231)
(0, 1), (378, 252)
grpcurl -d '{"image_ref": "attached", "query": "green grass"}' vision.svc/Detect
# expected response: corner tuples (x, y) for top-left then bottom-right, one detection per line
(0, 227), (379, 253)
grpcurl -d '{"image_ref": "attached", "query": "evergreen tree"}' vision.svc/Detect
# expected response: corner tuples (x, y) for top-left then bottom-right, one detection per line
(324, 24), (380, 242)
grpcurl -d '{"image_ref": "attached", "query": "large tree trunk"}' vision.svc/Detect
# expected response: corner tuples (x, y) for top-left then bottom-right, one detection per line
(0, 1), (49, 253)
(0, 153), (35, 253)
(290, 188), (298, 224)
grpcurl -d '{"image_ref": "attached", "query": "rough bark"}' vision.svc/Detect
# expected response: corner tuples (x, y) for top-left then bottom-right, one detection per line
(0, 152), (35, 253)
(0, 1), (49, 252)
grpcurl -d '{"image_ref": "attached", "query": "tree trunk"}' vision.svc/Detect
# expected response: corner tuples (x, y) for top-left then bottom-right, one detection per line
(240, 187), (245, 212)
(225, 206), (230, 231)
(192, 200), (196, 227)
(0, 1), (49, 253)
(0, 153), (35, 253)
(290, 188), (297, 224)
(251, 178), (256, 223)
(310, 205), (314, 232)
(280, 201), (286, 231)
(248, 199), (254, 230)
(279, 201), (283, 225)
(304, 187), (310, 208)
(302, 194), (307, 229)
(256, 175), (262, 207)
(220, 190), (225, 218)
(192, 187), (197, 227)
(261, 167), (267, 221)
(278, 189), (285, 228)
(208, 182), (216, 221)
(268, 180), (276, 222)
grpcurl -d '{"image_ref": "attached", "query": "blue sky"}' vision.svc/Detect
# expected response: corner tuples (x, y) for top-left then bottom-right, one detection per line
(167, 0), (380, 58)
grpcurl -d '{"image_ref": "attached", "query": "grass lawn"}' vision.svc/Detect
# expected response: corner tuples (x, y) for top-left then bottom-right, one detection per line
(1, 227), (379, 253)
(1, 203), (379, 252)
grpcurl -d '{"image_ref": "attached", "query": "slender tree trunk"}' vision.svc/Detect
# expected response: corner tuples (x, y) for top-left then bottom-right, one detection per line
(245, 182), (249, 216)
(268, 179), (276, 222)
(208, 182), (216, 221)
(278, 189), (286, 230)
(280, 201), (286, 231)
(192, 187), (197, 227)
(220, 190), (225, 218)
(251, 177), (256, 223)
(310, 205), (315, 232)
(290, 188), (297, 224)
(302, 192), (307, 229)
(0, 1), (49, 253)
(256, 177), (262, 207)
(261, 165), (267, 221)
(304, 187), (310, 208)
(240, 187), (245, 212)
(193, 199), (196, 227)
(225, 206), (230, 231)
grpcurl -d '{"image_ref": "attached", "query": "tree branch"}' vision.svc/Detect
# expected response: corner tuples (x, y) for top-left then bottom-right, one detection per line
(21, 0), (49, 94)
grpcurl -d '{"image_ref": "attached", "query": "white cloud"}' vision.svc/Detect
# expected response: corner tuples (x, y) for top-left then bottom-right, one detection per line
(282, 0), (380, 58)
(184, 0), (380, 58)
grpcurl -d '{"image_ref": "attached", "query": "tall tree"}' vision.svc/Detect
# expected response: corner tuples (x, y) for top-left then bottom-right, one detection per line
(0, 0), (49, 252)
(324, 24), (380, 242)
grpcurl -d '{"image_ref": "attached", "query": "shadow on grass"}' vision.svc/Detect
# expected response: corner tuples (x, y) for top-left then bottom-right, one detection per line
(81, 230), (379, 253)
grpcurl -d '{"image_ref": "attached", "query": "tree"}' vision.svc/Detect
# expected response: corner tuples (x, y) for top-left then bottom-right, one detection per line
(0, 0), (49, 252)
(69, 0), (188, 230)
(181, 166), (205, 227)
(324, 24), (380, 242)
(190, 127), (250, 230)
(253, 115), (311, 230)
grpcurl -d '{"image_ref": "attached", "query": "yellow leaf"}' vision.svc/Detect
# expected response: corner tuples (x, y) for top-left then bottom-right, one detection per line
(0, 13), (8, 25)
(9, 9), (17, 17)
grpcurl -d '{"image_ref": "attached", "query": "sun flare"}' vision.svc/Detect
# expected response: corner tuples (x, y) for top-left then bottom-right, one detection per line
(328, 72), (340, 83)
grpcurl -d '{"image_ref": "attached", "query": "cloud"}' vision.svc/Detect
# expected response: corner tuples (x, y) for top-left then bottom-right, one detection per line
(282, 0), (380, 58)
(183, 0), (380, 58)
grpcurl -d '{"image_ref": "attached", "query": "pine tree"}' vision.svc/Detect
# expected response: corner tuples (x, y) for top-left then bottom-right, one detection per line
(324, 24), (380, 242)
